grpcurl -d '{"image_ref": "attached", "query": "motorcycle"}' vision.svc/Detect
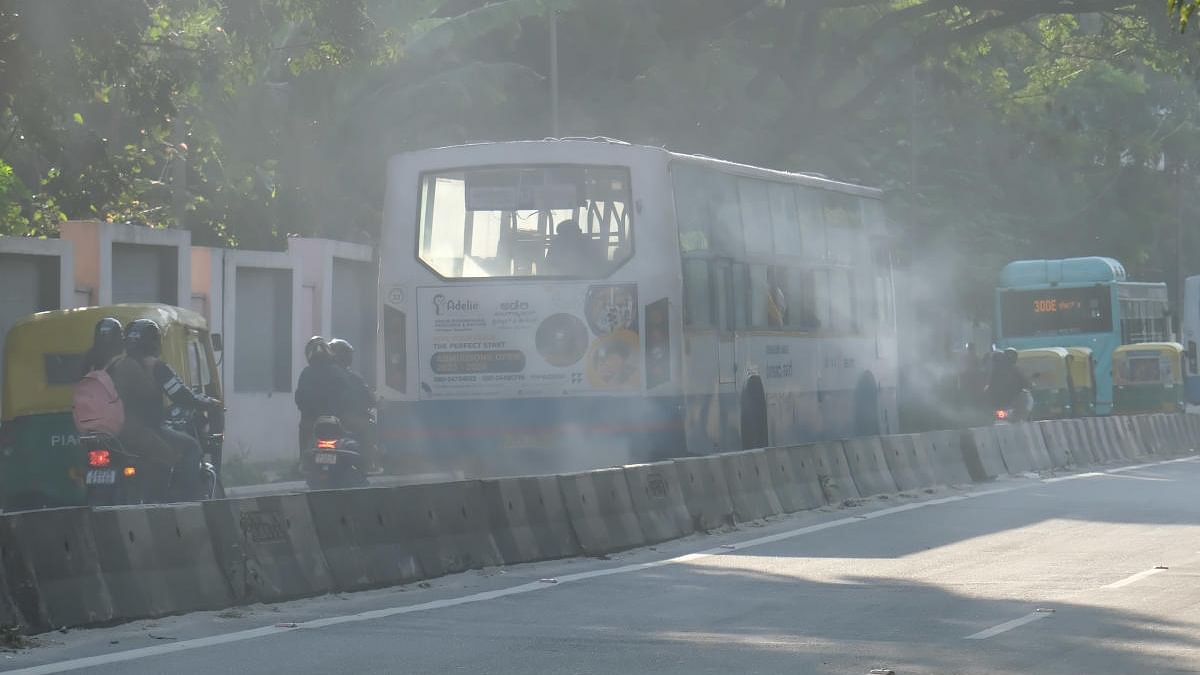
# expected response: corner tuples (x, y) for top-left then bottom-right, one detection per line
(992, 389), (1034, 426)
(305, 415), (368, 489)
(80, 406), (223, 506)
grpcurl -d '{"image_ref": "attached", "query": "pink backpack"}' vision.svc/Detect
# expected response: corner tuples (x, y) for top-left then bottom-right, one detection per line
(73, 367), (125, 436)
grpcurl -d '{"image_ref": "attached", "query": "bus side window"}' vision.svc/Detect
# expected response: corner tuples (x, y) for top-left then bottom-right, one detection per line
(731, 262), (750, 330)
(748, 265), (769, 328)
(682, 258), (712, 328)
(1189, 341), (1198, 375)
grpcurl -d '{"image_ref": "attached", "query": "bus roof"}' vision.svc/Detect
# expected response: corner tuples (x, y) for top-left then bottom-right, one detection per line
(1000, 257), (1126, 287)
(390, 138), (883, 199)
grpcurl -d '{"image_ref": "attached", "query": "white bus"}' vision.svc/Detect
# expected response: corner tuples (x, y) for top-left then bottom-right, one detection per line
(376, 138), (897, 476)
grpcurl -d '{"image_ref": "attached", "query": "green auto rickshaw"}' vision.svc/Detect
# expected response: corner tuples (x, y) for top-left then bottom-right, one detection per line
(1064, 346), (1096, 417)
(0, 304), (223, 510)
(1112, 342), (1185, 415)
(1016, 348), (1073, 420)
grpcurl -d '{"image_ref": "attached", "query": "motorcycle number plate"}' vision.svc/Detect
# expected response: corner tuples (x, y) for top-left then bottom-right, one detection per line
(86, 469), (116, 485)
(314, 452), (338, 465)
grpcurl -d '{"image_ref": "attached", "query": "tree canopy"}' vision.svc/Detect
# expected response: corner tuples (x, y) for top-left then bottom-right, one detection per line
(2, 0), (1199, 310)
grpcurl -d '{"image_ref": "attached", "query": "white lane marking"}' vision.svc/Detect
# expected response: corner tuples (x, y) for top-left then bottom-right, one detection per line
(1103, 567), (1166, 589)
(1042, 472), (1104, 483)
(7, 455), (1197, 674)
(965, 612), (1049, 640)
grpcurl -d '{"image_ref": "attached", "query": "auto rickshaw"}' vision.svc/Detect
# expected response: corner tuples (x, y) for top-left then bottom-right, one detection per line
(0, 304), (223, 510)
(1064, 346), (1096, 417)
(1112, 342), (1185, 415)
(1015, 348), (1073, 420)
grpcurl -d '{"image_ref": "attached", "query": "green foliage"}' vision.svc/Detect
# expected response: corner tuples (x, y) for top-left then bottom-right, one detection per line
(0, 0), (1198, 304)
(1169, 0), (1199, 32)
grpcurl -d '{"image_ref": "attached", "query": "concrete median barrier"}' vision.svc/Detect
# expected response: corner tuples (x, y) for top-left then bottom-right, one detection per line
(1150, 414), (1173, 454)
(879, 434), (938, 491)
(1067, 419), (1101, 464)
(1105, 416), (1138, 458)
(1151, 415), (1179, 455)
(1169, 415), (1193, 453)
(915, 430), (972, 485)
(842, 437), (899, 496)
(673, 455), (736, 532)
(1186, 414), (1200, 446)
(1101, 417), (1132, 461)
(1037, 421), (1073, 469)
(765, 446), (825, 513)
(399, 481), (504, 577)
(89, 504), (231, 621)
(0, 507), (113, 632)
(720, 450), (784, 522)
(807, 441), (860, 503)
(558, 469), (646, 555)
(0, 546), (26, 632)
(481, 475), (579, 565)
(1132, 415), (1164, 455)
(992, 424), (1033, 475)
(1084, 418), (1118, 463)
(1018, 423), (1054, 471)
(623, 462), (694, 544)
(306, 487), (424, 592)
(960, 427), (1006, 481)
(204, 494), (334, 604)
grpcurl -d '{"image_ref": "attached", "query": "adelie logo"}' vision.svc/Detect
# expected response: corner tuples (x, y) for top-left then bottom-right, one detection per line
(433, 294), (479, 316)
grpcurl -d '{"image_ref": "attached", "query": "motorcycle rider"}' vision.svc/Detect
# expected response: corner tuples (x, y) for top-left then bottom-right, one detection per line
(295, 337), (354, 467)
(80, 317), (125, 377)
(107, 319), (222, 499)
(987, 347), (1032, 421)
(327, 338), (381, 473)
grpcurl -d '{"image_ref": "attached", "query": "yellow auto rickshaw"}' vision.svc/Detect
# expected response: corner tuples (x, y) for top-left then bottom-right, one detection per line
(1112, 342), (1185, 415)
(0, 304), (223, 510)
(1064, 346), (1096, 417)
(1015, 348), (1073, 420)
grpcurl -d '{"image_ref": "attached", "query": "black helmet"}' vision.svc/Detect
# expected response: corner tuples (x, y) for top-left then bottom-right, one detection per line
(328, 338), (354, 368)
(305, 336), (329, 364)
(125, 319), (162, 357)
(94, 317), (123, 346)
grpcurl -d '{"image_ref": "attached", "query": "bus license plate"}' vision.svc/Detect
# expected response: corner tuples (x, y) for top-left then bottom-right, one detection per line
(314, 452), (338, 465)
(86, 469), (116, 485)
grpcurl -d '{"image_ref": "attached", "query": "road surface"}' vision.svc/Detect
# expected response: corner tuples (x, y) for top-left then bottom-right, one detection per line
(6, 455), (1200, 674)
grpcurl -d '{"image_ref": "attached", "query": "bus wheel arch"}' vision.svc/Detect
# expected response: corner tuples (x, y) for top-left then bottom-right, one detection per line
(854, 370), (881, 436)
(741, 375), (769, 450)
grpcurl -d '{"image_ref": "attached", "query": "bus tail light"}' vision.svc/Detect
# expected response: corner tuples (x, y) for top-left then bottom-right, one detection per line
(384, 305), (407, 393)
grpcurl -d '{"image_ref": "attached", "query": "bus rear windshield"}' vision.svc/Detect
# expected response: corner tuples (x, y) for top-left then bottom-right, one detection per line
(1000, 286), (1112, 338)
(417, 165), (633, 279)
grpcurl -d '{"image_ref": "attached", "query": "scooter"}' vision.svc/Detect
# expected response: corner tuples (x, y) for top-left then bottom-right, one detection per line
(305, 416), (368, 489)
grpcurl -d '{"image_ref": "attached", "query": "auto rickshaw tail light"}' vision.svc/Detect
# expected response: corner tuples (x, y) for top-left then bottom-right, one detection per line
(123, 466), (136, 477)
(88, 449), (111, 467)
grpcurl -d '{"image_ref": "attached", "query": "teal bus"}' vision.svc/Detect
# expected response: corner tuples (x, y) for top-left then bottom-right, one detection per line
(995, 257), (1169, 415)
